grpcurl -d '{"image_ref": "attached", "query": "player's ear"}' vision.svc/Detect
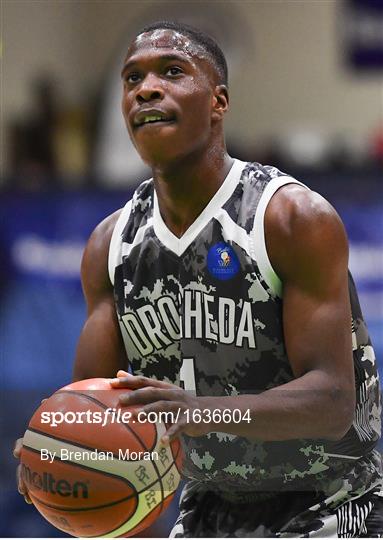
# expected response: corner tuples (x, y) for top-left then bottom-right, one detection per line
(212, 85), (229, 121)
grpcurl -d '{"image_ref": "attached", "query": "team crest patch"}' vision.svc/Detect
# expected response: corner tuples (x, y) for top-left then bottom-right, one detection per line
(207, 242), (240, 281)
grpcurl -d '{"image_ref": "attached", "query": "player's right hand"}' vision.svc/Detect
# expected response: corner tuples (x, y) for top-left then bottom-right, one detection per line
(13, 437), (32, 504)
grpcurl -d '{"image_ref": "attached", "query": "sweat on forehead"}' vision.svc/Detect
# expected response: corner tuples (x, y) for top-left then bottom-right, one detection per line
(125, 24), (228, 85)
(127, 29), (210, 61)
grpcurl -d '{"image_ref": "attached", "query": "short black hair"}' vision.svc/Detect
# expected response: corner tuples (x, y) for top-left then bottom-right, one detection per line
(135, 21), (228, 86)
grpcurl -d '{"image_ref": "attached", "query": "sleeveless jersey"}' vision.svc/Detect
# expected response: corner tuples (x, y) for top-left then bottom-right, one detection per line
(108, 159), (382, 496)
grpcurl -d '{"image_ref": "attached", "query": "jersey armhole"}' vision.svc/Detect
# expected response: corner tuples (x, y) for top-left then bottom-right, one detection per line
(108, 199), (132, 285)
(252, 175), (309, 298)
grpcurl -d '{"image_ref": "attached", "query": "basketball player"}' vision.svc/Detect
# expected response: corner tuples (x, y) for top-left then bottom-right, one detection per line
(15, 22), (382, 537)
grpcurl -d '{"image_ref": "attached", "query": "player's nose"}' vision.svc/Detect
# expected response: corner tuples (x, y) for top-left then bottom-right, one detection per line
(136, 74), (164, 104)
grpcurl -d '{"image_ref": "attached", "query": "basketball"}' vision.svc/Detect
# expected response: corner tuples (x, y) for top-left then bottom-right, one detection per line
(20, 378), (183, 537)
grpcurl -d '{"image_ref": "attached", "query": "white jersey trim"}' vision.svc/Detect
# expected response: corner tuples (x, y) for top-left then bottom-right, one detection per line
(252, 175), (308, 298)
(214, 207), (251, 256)
(153, 158), (247, 257)
(108, 199), (132, 285)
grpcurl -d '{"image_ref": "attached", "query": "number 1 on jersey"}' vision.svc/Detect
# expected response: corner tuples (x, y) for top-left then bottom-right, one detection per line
(180, 357), (196, 395)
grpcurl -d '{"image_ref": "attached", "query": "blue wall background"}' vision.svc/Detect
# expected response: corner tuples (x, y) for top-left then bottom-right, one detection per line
(1, 173), (382, 536)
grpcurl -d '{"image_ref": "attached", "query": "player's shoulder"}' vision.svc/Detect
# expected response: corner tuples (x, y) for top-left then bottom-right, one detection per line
(87, 209), (122, 257)
(81, 209), (122, 296)
(266, 183), (345, 241)
(86, 177), (154, 255)
(265, 182), (348, 281)
(242, 159), (346, 241)
(82, 178), (154, 288)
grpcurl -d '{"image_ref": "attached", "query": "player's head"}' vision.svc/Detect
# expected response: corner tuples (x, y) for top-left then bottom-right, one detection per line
(121, 21), (229, 166)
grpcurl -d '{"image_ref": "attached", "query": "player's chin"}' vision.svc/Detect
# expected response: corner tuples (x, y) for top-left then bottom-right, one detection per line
(132, 120), (177, 139)
(134, 130), (183, 163)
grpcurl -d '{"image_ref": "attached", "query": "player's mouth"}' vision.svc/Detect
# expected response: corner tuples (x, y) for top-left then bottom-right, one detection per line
(133, 109), (176, 129)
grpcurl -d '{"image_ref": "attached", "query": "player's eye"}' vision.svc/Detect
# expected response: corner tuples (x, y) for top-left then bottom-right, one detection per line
(165, 66), (183, 77)
(125, 72), (141, 84)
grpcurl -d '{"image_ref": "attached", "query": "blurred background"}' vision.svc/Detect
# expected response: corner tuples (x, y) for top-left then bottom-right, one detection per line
(1, 0), (382, 536)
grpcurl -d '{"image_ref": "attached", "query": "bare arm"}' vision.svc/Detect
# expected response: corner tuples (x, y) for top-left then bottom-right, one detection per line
(72, 209), (127, 381)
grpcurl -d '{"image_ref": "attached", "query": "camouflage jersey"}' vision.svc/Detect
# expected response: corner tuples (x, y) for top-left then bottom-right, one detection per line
(108, 159), (382, 497)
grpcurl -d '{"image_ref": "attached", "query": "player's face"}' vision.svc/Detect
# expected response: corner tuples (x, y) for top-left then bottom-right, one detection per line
(121, 30), (220, 166)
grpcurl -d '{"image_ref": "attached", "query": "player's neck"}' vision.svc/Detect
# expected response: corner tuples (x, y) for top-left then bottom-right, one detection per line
(152, 148), (233, 239)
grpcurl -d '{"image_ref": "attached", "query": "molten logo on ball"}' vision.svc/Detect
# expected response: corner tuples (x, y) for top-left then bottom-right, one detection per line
(21, 464), (89, 498)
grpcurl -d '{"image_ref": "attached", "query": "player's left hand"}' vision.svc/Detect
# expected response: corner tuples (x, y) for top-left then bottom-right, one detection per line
(110, 370), (212, 443)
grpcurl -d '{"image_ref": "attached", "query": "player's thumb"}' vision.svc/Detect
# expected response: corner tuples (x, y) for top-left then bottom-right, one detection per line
(13, 438), (23, 458)
(116, 370), (130, 378)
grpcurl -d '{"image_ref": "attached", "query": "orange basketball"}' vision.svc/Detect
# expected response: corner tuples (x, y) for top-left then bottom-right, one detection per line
(20, 378), (183, 537)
